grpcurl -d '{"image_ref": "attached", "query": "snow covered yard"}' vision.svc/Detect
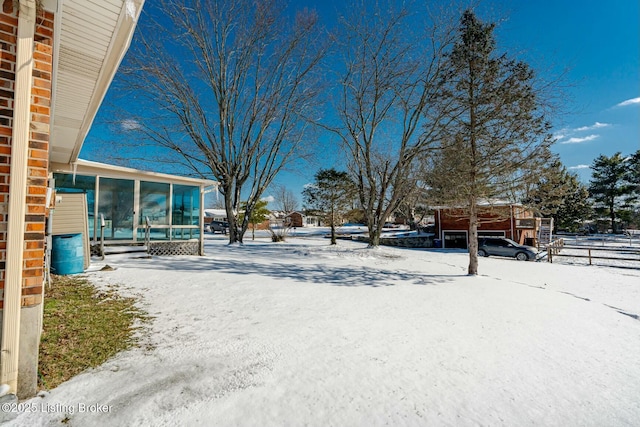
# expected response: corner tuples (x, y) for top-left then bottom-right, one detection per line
(7, 236), (640, 426)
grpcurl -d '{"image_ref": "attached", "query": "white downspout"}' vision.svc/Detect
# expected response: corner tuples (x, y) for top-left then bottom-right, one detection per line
(1, 0), (37, 394)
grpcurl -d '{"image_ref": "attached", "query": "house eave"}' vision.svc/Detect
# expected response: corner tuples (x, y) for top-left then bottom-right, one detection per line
(49, 0), (145, 165)
(50, 159), (218, 189)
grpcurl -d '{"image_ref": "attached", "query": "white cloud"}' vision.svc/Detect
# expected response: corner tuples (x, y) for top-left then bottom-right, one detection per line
(615, 97), (640, 107)
(574, 122), (611, 132)
(261, 195), (275, 203)
(568, 164), (590, 170)
(120, 119), (142, 131)
(553, 129), (568, 140)
(560, 134), (599, 144)
(553, 122), (611, 142)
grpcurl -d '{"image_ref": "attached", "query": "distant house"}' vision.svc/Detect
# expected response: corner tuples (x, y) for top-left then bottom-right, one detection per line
(305, 214), (323, 227)
(434, 201), (551, 249)
(204, 209), (228, 222)
(285, 211), (304, 228)
(267, 211), (306, 228)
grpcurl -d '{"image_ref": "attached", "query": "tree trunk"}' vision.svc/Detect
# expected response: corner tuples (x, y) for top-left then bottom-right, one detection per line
(223, 184), (240, 244)
(468, 198), (479, 275)
(609, 198), (616, 233)
(330, 207), (337, 245)
(366, 212), (380, 247)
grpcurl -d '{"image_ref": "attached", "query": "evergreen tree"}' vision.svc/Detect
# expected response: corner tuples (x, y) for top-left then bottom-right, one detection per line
(525, 157), (572, 217)
(303, 169), (356, 245)
(628, 150), (640, 188)
(555, 174), (592, 232)
(628, 150), (640, 228)
(588, 152), (636, 233)
(239, 200), (270, 240)
(524, 157), (592, 231)
(429, 10), (553, 275)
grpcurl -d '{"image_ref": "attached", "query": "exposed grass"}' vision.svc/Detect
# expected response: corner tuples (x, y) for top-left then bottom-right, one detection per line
(38, 275), (150, 390)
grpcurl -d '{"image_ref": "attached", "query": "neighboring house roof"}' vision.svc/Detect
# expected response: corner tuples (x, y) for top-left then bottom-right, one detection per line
(204, 209), (228, 218)
(48, 0), (145, 164)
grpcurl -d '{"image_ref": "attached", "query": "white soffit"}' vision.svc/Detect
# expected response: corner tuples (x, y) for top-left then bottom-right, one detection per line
(49, 0), (144, 164)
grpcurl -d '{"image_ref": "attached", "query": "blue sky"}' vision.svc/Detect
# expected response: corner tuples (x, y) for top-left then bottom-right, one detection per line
(491, 0), (640, 182)
(84, 0), (639, 202)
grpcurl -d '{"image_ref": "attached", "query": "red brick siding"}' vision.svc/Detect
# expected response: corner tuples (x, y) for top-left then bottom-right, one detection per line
(0, 6), (54, 309)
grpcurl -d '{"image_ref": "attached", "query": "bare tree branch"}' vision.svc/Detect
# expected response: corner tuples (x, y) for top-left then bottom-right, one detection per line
(116, 0), (327, 243)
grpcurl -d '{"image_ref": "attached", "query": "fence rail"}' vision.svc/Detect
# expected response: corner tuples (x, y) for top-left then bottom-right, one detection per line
(547, 240), (640, 266)
(546, 238), (564, 262)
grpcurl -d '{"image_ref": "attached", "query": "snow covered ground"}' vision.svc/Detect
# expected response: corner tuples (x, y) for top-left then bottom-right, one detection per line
(6, 234), (640, 426)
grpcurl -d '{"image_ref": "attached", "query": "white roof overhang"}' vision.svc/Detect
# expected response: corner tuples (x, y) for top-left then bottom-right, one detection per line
(50, 159), (218, 189)
(47, 0), (144, 164)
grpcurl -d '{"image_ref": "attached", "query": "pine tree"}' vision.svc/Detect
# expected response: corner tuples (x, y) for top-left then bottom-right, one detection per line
(429, 10), (553, 275)
(589, 152), (636, 233)
(524, 157), (591, 231)
(239, 200), (270, 240)
(303, 169), (356, 245)
(554, 174), (592, 232)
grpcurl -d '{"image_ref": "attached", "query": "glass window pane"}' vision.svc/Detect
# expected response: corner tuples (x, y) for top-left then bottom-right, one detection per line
(172, 185), (200, 226)
(172, 227), (200, 241)
(138, 227), (171, 241)
(140, 181), (170, 225)
(99, 178), (134, 240)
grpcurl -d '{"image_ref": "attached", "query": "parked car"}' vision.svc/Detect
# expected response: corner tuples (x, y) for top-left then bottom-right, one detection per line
(208, 220), (229, 234)
(477, 237), (538, 261)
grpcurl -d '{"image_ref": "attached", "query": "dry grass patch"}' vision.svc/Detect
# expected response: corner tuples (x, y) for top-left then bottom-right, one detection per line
(38, 275), (150, 390)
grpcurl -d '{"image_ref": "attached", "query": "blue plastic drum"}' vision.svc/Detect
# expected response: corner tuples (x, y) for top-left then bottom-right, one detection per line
(51, 233), (84, 275)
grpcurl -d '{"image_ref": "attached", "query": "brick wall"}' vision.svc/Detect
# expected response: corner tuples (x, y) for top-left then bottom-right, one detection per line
(0, 3), (54, 309)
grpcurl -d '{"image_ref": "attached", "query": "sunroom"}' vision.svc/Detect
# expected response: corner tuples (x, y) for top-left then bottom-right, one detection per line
(50, 159), (217, 256)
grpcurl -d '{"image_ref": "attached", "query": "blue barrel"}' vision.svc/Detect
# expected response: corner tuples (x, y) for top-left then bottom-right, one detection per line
(51, 234), (84, 275)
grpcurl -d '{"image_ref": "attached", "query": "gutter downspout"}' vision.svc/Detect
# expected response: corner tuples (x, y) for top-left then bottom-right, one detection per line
(1, 0), (37, 394)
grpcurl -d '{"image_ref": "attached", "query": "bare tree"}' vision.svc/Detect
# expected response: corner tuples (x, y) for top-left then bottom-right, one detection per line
(426, 10), (554, 275)
(272, 184), (299, 214)
(120, 0), (327, 243)
(326, 0), (456, 246)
